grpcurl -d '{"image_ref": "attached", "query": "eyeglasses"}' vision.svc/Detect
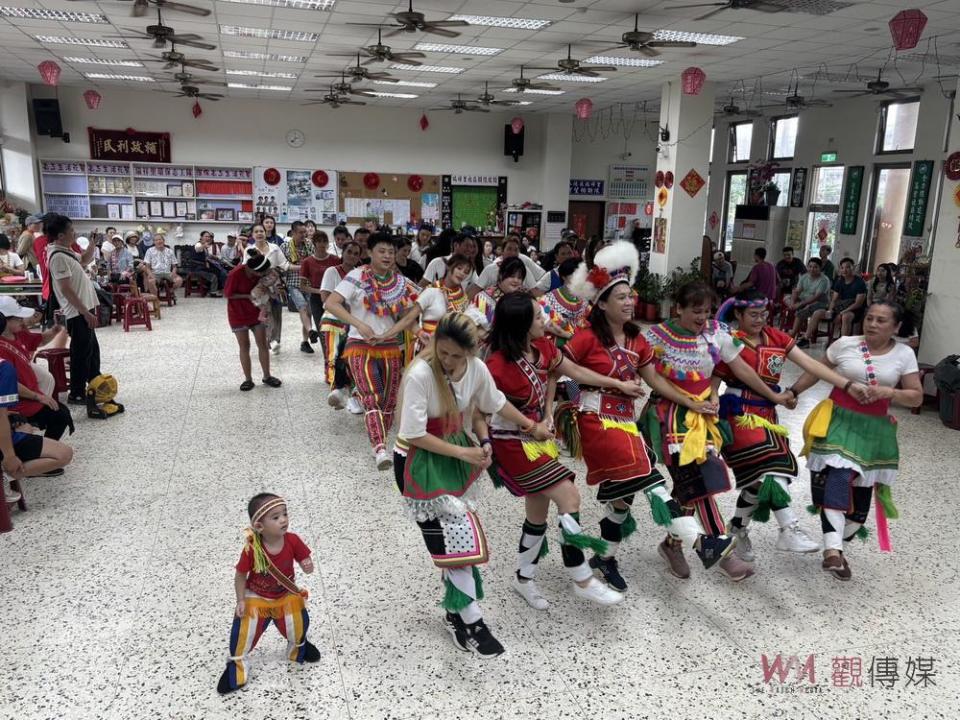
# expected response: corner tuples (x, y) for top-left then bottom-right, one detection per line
(744, 310), (769, 321)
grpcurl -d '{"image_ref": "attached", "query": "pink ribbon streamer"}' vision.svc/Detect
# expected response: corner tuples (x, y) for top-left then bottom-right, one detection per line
(875, 496), (892, 553)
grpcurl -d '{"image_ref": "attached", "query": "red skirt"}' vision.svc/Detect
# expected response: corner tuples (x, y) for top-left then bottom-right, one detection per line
(578, 413), (656, 486)
(489, 437), (573, 497)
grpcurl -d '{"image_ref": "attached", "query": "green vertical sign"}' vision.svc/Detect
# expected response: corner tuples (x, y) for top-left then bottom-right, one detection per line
(840, 166), (864, 235)
(903, 160), (934, 237)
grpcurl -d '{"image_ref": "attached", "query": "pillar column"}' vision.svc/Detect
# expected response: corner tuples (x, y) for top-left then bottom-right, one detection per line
(0, 82), (40, 211)
(648, 78), (714, 276)
(539, 112), (573, 248)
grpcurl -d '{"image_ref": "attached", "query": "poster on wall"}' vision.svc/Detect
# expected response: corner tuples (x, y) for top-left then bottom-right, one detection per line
(903, 160), (934, 237)
(839, 166), (864, 235)
(786, 219), (806, 251)
(441, 174), (508, 231)
(653, 217), (667, 254)
(254, 166), (338, 224)
(790, 168), (808, 208)
(608, 164), (651, 200)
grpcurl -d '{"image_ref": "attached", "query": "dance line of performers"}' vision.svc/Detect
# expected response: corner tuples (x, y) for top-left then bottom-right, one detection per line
(222, 236), (922, 685)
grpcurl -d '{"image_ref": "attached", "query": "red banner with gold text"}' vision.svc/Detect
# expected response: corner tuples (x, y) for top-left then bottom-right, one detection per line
(87, 127), (171, 163)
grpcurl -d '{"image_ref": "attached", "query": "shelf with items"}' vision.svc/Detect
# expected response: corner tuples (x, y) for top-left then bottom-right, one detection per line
(88, 175), (132, 195)
(131, 163), (194, 179)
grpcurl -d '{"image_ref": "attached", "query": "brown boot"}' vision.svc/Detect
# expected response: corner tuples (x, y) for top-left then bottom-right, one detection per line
(658, 536), (690, 579)
(822, 552), (851, 581)
(718, 553), (755, 582)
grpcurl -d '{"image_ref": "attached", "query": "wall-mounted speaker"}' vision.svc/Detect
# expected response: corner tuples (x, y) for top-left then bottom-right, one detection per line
(33, 98), (63, 138)
(503, 125), (524, 162)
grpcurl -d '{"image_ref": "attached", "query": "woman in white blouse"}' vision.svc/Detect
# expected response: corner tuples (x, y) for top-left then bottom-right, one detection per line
(245, 224), (293, 353)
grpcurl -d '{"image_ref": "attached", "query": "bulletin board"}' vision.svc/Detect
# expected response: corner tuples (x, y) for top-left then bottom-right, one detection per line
(338, 172), (441, 229)
(452, 186), (498, 230)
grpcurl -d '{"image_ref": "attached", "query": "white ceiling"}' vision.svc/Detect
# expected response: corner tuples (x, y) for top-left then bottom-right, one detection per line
(2, 0), (960, 112)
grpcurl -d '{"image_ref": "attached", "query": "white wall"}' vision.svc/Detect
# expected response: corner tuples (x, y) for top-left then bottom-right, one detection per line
(569, 118), (658, 201)
(29, 84), (550, 237)
(1, 82), (40, 210)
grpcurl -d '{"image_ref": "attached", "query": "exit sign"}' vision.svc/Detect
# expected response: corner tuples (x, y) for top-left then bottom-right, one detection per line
(820, 151), (838, 163)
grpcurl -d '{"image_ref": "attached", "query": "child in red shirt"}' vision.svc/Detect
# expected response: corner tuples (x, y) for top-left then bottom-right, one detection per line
(217, 493), (320, 694)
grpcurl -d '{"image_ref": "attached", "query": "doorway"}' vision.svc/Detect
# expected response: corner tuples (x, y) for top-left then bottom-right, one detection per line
(568, 200), (605, 242)
(805, 165), (845, 260)
(721, 171), (748, 250)
(865, 164), (911, 269)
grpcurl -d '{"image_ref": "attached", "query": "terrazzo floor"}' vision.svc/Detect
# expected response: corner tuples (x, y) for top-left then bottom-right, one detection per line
(1, 296), (958, 720)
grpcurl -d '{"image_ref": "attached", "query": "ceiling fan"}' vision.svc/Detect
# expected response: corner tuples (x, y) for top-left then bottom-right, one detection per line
(306, 72), (370, 98)
(508, 66), (561, 93)
(303, 87), (367, 108)
(759, 79), (831, 109)
(143, 44), (217, 70)
(833, 69), (924, 99)
(167, 63), (226, 86)
(428, 94), (489, 114)
(605, 13), (697, 57)
(671, 0), (784, 22)
(529, 45), (617, 77)
(477, 81), (521, 107)
(327, 27), (425, 66)
(316, 53), (394, 82)
(67, 0), (210, 17)
(347, 0), (469, 38)
(168, 84), (222, 100)
(107, 7), (216, 50)
(717, 95), (762, 118)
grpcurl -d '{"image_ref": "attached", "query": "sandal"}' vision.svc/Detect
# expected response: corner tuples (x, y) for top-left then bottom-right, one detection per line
(262, 376), (282, 388)
(239, 379), (255, 392)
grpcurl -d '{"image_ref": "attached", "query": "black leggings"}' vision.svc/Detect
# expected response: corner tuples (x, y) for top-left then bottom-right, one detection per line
(25, 402), (74, 440)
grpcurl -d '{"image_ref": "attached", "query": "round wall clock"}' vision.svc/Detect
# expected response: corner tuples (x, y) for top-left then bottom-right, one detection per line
(285, 129), (305, 148)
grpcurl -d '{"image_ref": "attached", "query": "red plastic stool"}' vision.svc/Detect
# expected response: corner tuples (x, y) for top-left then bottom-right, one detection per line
(157, 280), (178, 306)
(913, 363), (937, 416)
(35, 347), (71, 396)
(184, 274), (210, 298)
(123, 297), (153, 331)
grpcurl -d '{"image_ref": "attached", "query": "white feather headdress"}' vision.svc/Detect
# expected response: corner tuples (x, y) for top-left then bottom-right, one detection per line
(568, 241), (639, 303)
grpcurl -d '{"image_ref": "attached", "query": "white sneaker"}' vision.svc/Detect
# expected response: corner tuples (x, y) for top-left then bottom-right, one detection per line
(327, 387), (346, 410)
(5, 481), (21, 503)
(776, 522), (820, 553)
(269, 340), (280, 355)
(512, 575), (549, 610)
(375, 449), (391, 471)
(573, 576), (624, 606)
(346, 396), (363, 415)
(732, 527), (755, 562)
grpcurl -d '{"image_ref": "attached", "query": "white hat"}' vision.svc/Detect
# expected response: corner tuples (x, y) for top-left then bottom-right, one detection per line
(0, 296), (34, 319)
(568, 241), (639, 303)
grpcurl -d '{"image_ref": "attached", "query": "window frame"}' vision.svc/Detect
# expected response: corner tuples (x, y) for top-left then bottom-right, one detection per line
(875, 98), (921, 155)
(768, 114), (799, 161)
(727, 120), (753, 164)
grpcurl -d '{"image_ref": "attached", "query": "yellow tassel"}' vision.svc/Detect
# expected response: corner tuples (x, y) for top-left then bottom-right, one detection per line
(678, 388), (723, 466)
(522, 439), (559, 461)
(735, 414), (790, 437)
(801, 398), (834, 457)
(600, 418), (640, 436)
(245, 528), (270, 575)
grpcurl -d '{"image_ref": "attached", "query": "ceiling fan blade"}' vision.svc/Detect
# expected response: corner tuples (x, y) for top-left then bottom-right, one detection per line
(694, 6), (730, 21)
(671, 1), (728, 6)
(132, 0), (149, 17)
(528, 83), (561, 91)
(382, 26), (407, 38)
(362, 56), (385, 65)
(637, 45), (661, 58)
(422, 25), (460, 38)
(364, 71), (394, 80)
(892, 86), (924, 94)
(754, 2), (786, 12)
(833, 89), (868, 94)
(390, 51), (426, 60)
(524, 66), (557, 72)
(579, 65), (617, 72)
(168, 32), (202, 41)
(172, 37), (216, 50)
(182, 59), (218, 70)
(466, 106), (490, 112)
(425, 20), (469, 28)
(161, 1), (211, 17)
(327, 52), (365, 58)
(648, 40), (697, 49)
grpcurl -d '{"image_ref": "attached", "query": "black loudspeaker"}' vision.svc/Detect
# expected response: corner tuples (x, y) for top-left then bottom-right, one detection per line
(504, 125), (524, 162)
(33, 98), (63, 137)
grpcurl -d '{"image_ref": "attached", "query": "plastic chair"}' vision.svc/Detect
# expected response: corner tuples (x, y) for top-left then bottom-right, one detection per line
(123, 297), (153, 331)
(34, 347), (71, 395)
(184, 273), (210, 298)
(157, 279), (177, 307)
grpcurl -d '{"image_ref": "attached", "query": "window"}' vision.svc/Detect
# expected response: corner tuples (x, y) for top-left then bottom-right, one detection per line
(769, 115), (798, 160)
(811, 165), (845, 204)
(722, 171), (748, 247)
(770, 170), (791, 207)
(709, 126), (715, 163)
(877, 99), (920, 153)
(805, 165), (846, 259)
(728, 121), (753, 163)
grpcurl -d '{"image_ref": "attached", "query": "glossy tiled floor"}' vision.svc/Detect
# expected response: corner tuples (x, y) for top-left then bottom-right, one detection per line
(1, 298), (957, 720)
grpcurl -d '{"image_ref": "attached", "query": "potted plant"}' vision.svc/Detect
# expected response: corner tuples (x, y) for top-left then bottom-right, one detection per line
(635, 272), (663, 322)
(746, 160), (781, 206)
(664, 261), (705, 318)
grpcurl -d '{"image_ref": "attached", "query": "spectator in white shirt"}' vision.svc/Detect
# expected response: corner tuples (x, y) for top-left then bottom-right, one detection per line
(143, 232), (183, 293)
(0, 234), (25, 273)
(468, 234), (546, 299)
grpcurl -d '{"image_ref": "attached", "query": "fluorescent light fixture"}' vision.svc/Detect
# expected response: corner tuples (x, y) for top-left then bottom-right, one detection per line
(414, 42), (502, 56)
(585, 55), (662, 68)
(85, 73), (155, 81)
(35, 36), (128, 48)
(391, 63), (464, 74)
(503, 88), (565, 95)
(536, 73), (607, 83)
(372, 79), (437, 88)
(227, 82), (293, 91)
(220, 0), (334, 8)
(219, 25), (318, 42)
(653, 29), (743, 45)
(448, 14), (551, 30)
(64, 56), (144, 67)
(0, 6), (107, 23)
(226, 69), (299, 79)
(223, 50), (307, 63)
(364, 91), (418, 99)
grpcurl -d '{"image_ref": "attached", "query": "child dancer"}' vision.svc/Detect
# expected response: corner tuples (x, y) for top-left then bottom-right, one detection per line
(217, 493), (320, 694)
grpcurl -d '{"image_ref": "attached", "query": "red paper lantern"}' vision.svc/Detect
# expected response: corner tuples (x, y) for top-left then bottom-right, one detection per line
(82, 89), (102, 110)
(407, 174), (424, 193)
(263, 168), (281, 186)
(681, 66), (706, 96)
(192, 101), (202, 119)
(363, 172), (380, 190)
(419, 113), (429, 131)
(37, 60), (61, 87)
(574, 98), (593, 120)
(889, 9), (927, 51)
(655, 170), (665, 188)
(312, 170), (329, 188)
(510, 116), (524, 135)
(664, 171), (675, 189)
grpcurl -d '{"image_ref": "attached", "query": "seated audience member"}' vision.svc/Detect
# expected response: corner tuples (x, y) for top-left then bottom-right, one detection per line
(775, 246), (806, 296)
(868, 262), (899, 304)
(803, 256), (866, 345)
(734, 247), (778, 302)
(143, 232), (184, 295)
(17, 213), (43, 273)
(100, 233), (121, 264)
(0, 298), (73, 440)
(818, 243), (835, 281)
(539, 240), (576, 291)
(0, 234), (25, 273)
(468, 234), (545, 298)
(789, 257), (831, 344)
(121, 231), (155, 290)
(711, 251), (734, 299)
(219, 233), (242, 266)
(194, 230), (231, 287)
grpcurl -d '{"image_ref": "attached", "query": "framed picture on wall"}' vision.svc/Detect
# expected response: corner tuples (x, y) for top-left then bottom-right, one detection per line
(185, 213), (196, 220)
(199, 209), (215, 221)
(175, 201), (188, 216)
(136, 200), (149, 217)
(106, 204), (120, 220)
(216, 208), (236, 221)
(167, 184), (183, 197)
(121, 205), (134, 220)
(238, 211), (253, 223)
(149, 201), (162, 217)
(162, 201), (176, 218)
(181, 182), (195, 197)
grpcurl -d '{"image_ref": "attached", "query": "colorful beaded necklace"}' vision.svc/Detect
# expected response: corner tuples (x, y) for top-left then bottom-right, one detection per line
(360, 267), (414, 318)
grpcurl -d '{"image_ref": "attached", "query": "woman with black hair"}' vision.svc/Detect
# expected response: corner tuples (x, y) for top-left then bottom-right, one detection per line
(791, 300), (922, 580)
(261, 215), (284, 246)
(471, 256), (527, 332)
(713, 289), (867, 566)
(868, 262), (898, 305)
(539, 258), (589, 348)
(485, 292), (638, 607)
(643, 281), (794, 582)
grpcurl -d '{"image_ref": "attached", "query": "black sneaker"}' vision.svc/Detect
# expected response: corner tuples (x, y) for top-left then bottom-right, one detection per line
(695, 534), (736, 569)
(444, 612), (469, 652)
(309, 329), (319, 344)
(300, 341), (315, 354)
(463, 619), (504, 658)
(302, 640), (321, 662)
(589, 554), (628, 591)
(67, 395), (85, 405)
(797, 337), (810, 348)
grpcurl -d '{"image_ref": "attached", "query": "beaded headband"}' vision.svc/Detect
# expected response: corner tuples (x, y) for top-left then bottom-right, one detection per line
(251, 496), (286, 525)
(716, 296), (768, 325)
